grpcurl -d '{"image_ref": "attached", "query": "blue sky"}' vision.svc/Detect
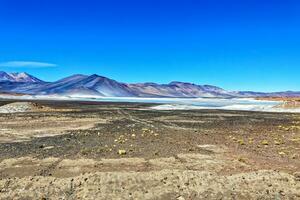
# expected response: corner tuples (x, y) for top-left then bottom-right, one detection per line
(0, 0), (300, 92)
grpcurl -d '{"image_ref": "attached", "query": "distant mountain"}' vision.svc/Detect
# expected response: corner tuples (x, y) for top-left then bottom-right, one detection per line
(32, 74), (135, 97)
(26, 74), (92, 95)
(128, 82), (232, 97)
(0, 71), (300, 98)
(0, 73), (136, 97)
(234, 91), (300, 98)
(0, 71), (43, 83)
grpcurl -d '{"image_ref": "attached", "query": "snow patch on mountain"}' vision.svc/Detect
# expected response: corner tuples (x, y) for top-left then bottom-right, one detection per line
(0, 71), (43, 83)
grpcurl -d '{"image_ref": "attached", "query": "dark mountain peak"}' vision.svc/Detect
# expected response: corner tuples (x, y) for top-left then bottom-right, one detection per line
(202, 85), (224, 90)
(10, 72), (27, 76)
(89, 74), (100, 78)
(169, 81), (196, 86)
(70, 74), (88, 78)
(90, 74), (109, 78)
(0, 71), (9, 77)
(85, 74), (131, 87)
(0, 71), (8, 75)
(87, 74), (113, 81)
(0, 71), (13, 82)
(132, 82), (159, 86)
(85, 74), (111, 82)
(55, 74), (88, 83)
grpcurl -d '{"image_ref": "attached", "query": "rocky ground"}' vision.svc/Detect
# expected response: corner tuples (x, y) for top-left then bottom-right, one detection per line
(0, 101), (74, 114)
(0, 100), (299, 199)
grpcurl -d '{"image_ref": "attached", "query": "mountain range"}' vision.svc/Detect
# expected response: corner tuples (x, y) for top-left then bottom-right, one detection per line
(0, 71), (299, 98)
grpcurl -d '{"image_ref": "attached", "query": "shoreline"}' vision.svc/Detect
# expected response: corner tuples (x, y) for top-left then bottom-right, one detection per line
(256, 97), (300, 109)
(1, 95), (300, 113)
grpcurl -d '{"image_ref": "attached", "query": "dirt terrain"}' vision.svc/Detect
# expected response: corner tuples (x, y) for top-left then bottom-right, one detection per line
(0, 100), (299, 199)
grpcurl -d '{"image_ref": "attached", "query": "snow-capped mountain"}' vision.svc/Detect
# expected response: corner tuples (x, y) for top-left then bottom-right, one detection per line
(0, 71), (14, 82)
(0, 71), (43, 83)
(0, 71), (300, 98)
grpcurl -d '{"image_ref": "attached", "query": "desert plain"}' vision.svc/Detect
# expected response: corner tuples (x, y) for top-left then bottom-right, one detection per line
(0, 100), (299, 199)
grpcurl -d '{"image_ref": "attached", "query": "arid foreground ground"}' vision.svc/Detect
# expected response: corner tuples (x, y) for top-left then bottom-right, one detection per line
(0, 100), (299, 199)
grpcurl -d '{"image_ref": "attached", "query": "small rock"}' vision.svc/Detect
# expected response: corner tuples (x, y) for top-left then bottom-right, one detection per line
(238, 157), (247, 163)
(294, 172), (300, 181)
(118, 149), (126, 155)
(279, 190), (285, 196)
(43, 146), (54, 150)
(177, 196), (185, 200)
(291, 154), (297, 159)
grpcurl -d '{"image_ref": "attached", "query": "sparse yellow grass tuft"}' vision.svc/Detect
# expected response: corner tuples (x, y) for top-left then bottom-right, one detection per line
(261, 140), (269, 145)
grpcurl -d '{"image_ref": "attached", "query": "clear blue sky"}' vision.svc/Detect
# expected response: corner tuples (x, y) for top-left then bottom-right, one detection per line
(0, 0), (300, 92)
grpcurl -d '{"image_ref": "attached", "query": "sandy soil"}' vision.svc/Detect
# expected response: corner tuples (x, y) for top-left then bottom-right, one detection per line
(0, 100), (299, 199)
